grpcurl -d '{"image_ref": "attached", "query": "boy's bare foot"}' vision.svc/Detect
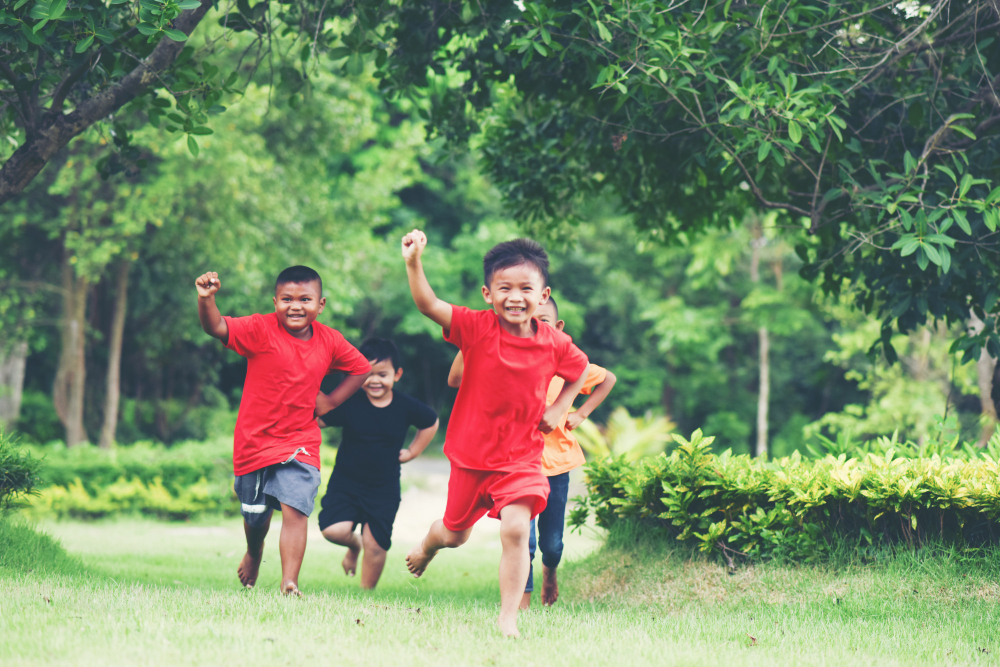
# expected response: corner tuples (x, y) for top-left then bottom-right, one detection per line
(497, 613), (520, 638)
(342, 545), (360, 577)
(405, 540), (435, 577)
(519, 592), (532, 610)
(541, 565), (559, 606)
(237, 546), (264, 588)
(281, 581), (303, 597)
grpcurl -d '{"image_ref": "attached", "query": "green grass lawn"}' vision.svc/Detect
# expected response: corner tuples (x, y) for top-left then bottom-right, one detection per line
(3, 517), (1000, 666)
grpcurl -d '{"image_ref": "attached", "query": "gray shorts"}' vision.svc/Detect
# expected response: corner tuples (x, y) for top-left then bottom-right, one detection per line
(234, 451), (321, 528)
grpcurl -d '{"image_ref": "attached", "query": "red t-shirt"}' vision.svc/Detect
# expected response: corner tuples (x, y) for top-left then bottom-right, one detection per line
(224, 312), (371, 475)
(443, 305), (589, 472)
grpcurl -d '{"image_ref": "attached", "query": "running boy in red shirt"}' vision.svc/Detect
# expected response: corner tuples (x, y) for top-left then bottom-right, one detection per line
(196, 265), (371, 596)
(400, 229), (590, 638)
(449, 296), (617, 609)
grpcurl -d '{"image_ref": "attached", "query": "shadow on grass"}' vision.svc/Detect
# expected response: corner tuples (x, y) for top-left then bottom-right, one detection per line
(0, 517), (86, 577)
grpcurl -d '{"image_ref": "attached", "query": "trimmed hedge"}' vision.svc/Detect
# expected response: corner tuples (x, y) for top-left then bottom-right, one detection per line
(22, 438), (339, 520)
(570, 430), (1000, 564)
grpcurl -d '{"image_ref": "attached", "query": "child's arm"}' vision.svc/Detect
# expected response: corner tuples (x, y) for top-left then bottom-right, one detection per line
(402, 229), (453, 330)
(195, 272), (229, 341)
(315, 372), (369, 416)
(539, 368), (590, 434)
(447, 352), (464, 388)
(565, 369), (617, 431)
(399, 418), (440, 463)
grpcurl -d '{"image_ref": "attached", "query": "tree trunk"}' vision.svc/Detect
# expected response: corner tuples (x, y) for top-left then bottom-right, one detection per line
(969, 310), (998, 447)
(53, 253), (91, 447)
(750, 222), (769, 458)
(0, 341), (28, 429)
(98, 260), (130, 449)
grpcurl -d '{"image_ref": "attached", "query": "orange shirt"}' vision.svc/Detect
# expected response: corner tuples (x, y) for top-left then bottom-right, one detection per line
(540, 364), (608, 476)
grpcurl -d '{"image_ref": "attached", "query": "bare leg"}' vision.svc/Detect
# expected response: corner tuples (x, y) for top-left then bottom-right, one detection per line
(497, 501), (532, 638)
(321, 521), (361, 577)
(278, 503), (308, 595)
(541, 565), (559, 606)
(359, 524), (388, 590)
(520, 591), (532, 610)
(406, 519), (471, 577)
(238, 513), (271, 588)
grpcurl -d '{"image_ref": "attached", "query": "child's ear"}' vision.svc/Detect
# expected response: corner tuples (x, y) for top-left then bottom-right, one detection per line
(555, 319), (565, 331)
(317, 295), (326, 314)
(394, 367), (404, 381)
(272, 295), (277, 310)
(481, 285), (493, 304)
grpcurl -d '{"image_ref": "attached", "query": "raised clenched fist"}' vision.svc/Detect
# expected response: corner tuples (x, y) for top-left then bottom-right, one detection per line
(401, 229), (428, 263)
(195, 272), (221, 298)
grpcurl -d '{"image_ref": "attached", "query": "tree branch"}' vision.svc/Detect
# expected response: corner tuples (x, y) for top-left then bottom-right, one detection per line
(0, 60), (34, 133)
(0, 1), (213, 206)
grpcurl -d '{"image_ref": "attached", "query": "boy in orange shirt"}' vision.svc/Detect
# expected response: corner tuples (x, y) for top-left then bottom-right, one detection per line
(449, 296), (616, 608)
(401, 229), (590, 638)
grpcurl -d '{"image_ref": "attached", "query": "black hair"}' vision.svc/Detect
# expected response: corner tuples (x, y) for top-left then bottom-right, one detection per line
(275, 265), (322, 294)
(540, 295), (559, 318)
(359, 338), (401, 370)
(483, 238), (549, 287)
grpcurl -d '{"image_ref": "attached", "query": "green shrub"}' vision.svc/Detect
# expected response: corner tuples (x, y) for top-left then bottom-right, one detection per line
(571, 429), (1000, 565)
(0, 430), (40, 512)
(14, 390), (64, 445)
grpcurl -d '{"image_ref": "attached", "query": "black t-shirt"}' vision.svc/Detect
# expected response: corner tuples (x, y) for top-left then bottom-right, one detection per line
(320, 390), (438, 489)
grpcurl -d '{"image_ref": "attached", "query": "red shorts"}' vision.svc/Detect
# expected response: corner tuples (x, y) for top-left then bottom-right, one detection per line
(443, 467), (550, 532)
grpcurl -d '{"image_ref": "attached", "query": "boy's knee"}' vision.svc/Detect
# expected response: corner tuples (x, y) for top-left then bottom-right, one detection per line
(439, 526), (471, 548)
(500, 518), (530, 547)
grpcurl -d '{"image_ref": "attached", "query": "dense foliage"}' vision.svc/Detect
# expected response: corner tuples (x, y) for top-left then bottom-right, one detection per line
(0, 430), (39, 512)
(367, 0), (1000, 356)
(571, 430), (1000, 563)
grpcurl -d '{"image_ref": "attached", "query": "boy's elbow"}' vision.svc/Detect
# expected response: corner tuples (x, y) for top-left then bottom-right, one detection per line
(604, 370), (617, 387)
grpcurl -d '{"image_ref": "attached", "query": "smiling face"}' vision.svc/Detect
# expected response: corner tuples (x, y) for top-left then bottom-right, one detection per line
(272, 280), (325, 339)
(363, 358), (403, 404)
(481, 262), (551, 335)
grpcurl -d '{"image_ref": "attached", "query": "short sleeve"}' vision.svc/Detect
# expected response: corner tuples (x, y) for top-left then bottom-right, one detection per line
(327, 332), (372, 376)
(407, 396), (438, 430)
(554, 337), (589, 383)
(223, 313), (270, 358)
(442, 305), (486, 350)
(579, 364), (609, 396)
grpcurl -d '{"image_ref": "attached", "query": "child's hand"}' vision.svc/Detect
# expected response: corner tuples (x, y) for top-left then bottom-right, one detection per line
(539, 404), (563, 434)
(565, 411), (587, 431)
(401, 229), (427, 264)
(399, 449), (415, 463)
(195, 272), (221, 298)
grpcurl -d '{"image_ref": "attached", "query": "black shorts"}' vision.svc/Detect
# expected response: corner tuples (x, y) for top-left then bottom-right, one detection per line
(317, 479), (400, 551)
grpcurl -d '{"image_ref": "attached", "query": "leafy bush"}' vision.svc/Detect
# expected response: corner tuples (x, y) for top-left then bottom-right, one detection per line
(574, 407), (675, 461)
(571, 429), (1000, 565)
(0, 430), (40, 512)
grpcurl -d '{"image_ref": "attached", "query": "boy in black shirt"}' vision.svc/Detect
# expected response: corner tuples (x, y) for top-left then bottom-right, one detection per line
(317, 338), (439, 589)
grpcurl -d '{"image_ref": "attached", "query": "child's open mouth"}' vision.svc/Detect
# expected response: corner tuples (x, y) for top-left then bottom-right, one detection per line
(505, 306), (526, 314)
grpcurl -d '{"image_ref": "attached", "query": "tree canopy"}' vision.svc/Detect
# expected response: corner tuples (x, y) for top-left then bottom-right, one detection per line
(372, 0), (1000, 361)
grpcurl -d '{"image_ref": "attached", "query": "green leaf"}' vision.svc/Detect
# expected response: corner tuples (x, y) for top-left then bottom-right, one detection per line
(757, 141), (771, 162)
(916, 247), (929, 270)
(189, 126), (213, 135)
(960, 173), (973, 198)
(935, 164), (957, 183)
(787, 121), (802, 144)
(74, 34), (94, 53)
(922, 242), (941, 266)
(177, 0), (201, 8)
(939, 245), (951, 274)
(13, 0), (31, 10)
(985, 209), (999, 232)
(163, 28), (188, 41)
(187, 134), (199, 157)
(136, 23), (158, 36)
(953, 209), (971, 235)
(32, 18), (47, 33)
(345, 52), (364, 76)
(952, 125), (976, 141)
(596, 21), (612, 42)
(540, 26), (551, 45)
(46, 0), (65, 20)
